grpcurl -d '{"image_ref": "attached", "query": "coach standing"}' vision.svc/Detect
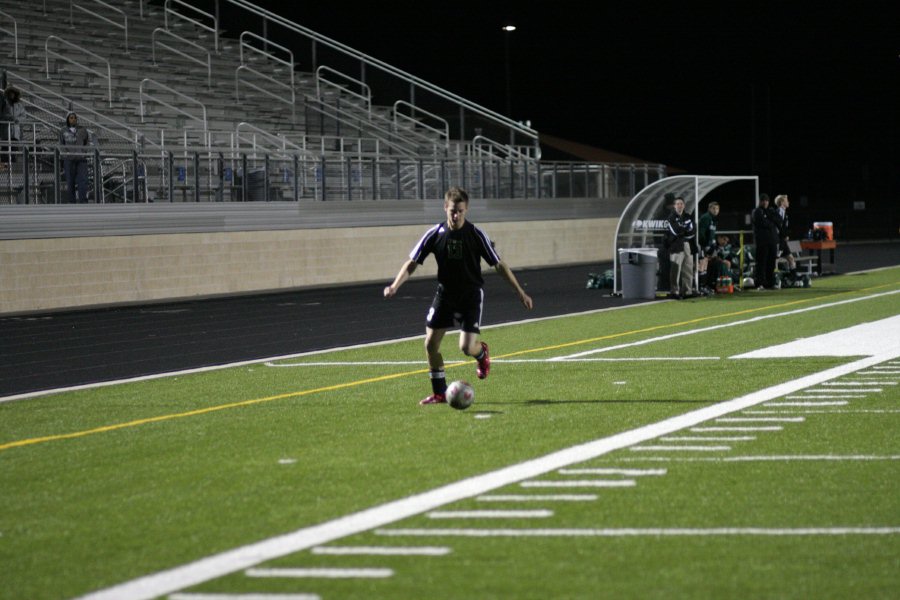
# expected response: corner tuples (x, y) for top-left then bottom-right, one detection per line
(664, 196), (697, 299)
(752, 193), (779, 289)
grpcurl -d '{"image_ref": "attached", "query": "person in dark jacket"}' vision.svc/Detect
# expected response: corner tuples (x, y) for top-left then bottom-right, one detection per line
(773, 194), (797, 282)
(665, 196), (697, 299)
(59, 112), (91, 203)
(696, 201), (720, 291)
(0, 85), (27, 165)
(752, 194), (779, 289)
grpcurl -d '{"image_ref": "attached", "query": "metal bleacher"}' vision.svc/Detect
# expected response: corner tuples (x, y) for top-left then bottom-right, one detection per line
(0, 0), (666, 210)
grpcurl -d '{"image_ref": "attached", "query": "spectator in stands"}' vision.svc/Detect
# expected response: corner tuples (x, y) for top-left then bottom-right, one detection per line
(0, 85), (26, 166)
(665, 196), (698, 299)
(59, 112), (91, 203)
(773, 194), (797, 282)
(383, 186), (533, 406)
(751, 193), (779, 289)
(696, 201), (720, 293)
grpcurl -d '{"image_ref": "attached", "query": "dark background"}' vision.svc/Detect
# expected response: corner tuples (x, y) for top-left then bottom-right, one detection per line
(211, 1), (898, 238)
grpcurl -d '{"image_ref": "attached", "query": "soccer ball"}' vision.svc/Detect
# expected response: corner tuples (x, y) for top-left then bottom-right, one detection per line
(446, 380), (475, 410)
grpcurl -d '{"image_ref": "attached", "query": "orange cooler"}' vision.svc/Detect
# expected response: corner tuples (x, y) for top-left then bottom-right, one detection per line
(813, 221), (834, 240)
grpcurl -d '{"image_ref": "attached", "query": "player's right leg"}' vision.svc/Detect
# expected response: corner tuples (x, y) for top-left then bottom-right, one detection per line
(421, 326), (448, 405)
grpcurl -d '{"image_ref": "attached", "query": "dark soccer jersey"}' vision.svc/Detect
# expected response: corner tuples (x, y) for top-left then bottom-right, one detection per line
(409, 220), (501, 292)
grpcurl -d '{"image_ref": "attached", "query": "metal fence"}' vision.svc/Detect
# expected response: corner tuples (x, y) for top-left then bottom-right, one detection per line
(0, 141), (666, 204)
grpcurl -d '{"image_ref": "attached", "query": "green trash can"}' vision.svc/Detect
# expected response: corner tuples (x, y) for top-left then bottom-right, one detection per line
(619, 248), (659, 299)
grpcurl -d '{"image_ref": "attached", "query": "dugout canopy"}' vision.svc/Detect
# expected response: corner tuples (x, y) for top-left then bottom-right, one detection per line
(612, 175), (759, 295)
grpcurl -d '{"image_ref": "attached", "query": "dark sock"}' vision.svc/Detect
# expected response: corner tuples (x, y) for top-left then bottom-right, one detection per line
(430, 369), (447, 395)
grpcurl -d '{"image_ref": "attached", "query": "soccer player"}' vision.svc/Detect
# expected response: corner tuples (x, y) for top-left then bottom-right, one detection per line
(383, 187), (534, 405)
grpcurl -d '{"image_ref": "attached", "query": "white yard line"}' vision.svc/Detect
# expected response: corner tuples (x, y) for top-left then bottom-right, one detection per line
(822, 381), (897, 386)
(170, 594), (320, 600)
(376, 527), (900, 538)
(690, 426), (783, 432)
(783, 395), (865, 400)
(622, 455), (900, 462)
(520, 480), (637, 488)
(311, 546), (450, 556)
(245, 568), (392, 579)
(717, 417), (805, 422)
(267, 357), (719, 367)
(476, 494), (598, 502)
(629, 445), (731, 452)
(747, 409), (900, 415)
(658, 436), (755, 442)
(805, 388), (883, 393)
(427, 510), (553, 519)
(765, 401), (849, 406)
(557, 468), (667, 476)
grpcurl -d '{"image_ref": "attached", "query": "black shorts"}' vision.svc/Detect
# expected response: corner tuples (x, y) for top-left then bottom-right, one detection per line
(425, 285), (484, 333)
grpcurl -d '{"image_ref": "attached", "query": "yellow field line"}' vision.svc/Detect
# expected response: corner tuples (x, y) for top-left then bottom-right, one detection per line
(0, 370), (426, 453)
(3, 281), (896, 453)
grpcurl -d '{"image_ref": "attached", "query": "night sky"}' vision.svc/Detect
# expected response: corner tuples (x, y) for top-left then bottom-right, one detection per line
(243, 1), (898, 211)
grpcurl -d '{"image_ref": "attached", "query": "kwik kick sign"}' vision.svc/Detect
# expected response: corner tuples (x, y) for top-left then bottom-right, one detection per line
(631, 219), (669, 231)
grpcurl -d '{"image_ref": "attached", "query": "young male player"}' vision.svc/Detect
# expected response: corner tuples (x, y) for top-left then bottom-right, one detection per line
(383, 187), (534, 405)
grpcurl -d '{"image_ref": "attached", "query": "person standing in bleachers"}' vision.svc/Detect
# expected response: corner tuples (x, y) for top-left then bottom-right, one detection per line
(752, 193), (779, 289)
(59, 112), (91, 203)
(0, 86), (26, 166)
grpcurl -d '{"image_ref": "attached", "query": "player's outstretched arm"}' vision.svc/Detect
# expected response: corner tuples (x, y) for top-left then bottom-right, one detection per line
(384, 259), (417, 298)
(495, 261), (533, 310)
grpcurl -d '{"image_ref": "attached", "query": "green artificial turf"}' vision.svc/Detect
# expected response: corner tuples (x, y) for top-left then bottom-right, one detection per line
(1, 267), (898, 599)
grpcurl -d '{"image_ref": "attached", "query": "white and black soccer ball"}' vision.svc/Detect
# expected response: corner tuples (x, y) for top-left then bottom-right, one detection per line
(446, 380), (475, 410)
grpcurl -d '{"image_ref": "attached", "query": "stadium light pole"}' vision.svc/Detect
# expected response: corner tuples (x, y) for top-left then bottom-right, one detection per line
(502, 24), (516, 117)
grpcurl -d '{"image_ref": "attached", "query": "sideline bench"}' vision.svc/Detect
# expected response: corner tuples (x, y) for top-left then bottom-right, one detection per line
(782, 239), (818, 276)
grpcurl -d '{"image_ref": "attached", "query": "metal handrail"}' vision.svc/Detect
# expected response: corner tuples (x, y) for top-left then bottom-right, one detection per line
(472, 135), (534, 162)
(393, 100), (450, 147)
(70, 0), (128, 52)
(152, 27), (211, 89)
(219, 0), (538, 151)
(164, 0), (218, 53)
(234, 65), (295, 118)
(239, 30), (294, 69)
(139, 78), (207, 131)
(315, 66), (371, 117)
(0, 10), (18, 65)
(10, 71), (151, 148)
(44, 35), (112, 107)
(235, 122), (317, 159)
(304, 93), (420, 158)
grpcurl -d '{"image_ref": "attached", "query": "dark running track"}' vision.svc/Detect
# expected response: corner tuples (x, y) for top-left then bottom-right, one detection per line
(2, 242), (897, 398)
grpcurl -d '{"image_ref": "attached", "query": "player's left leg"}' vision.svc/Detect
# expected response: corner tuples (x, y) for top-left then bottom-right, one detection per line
(458, 289), (490, 379)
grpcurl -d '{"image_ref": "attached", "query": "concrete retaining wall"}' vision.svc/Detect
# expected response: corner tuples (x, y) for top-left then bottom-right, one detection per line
(0, 217), (617, 315)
